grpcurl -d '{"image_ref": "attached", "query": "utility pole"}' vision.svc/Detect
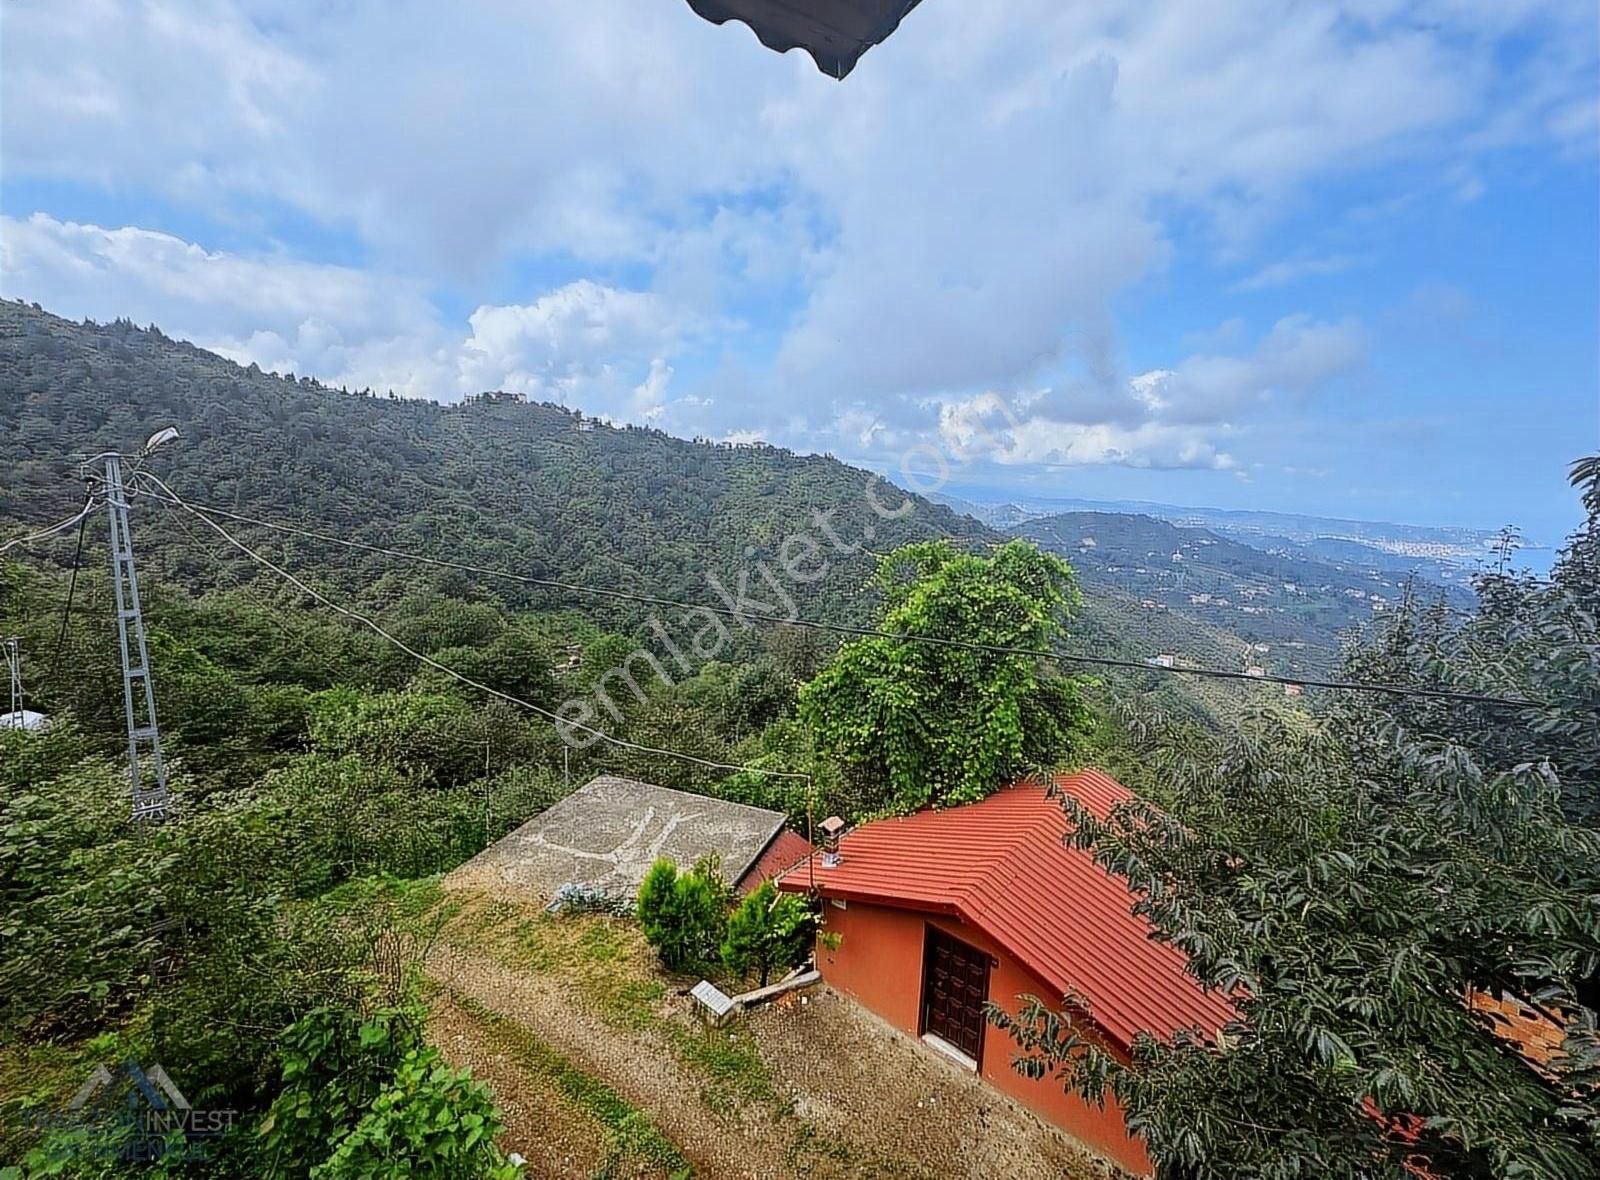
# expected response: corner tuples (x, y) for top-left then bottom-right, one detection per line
(88, 452), (169, 820)
(3, 636), (22, 725)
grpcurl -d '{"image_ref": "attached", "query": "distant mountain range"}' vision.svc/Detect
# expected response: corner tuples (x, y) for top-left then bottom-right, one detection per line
(928, 491), (1538, 586)
(1008, 510), (1475, 678)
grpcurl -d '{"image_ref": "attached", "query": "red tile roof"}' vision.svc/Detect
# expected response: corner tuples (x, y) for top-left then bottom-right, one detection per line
(777, 769), (1236, 1049)
(737, 828), (815, 895)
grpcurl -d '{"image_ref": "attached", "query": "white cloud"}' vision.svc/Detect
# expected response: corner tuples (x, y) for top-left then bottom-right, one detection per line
(1137, 315), (1367, 425)
(939, 392), (1242, 471)
(0, 214), (690, 413)
(1233, 254), (1371, 292)
(456, 281), (691, 411)
(931, 314), (1364, 471)
(1, 0), (1591, 475)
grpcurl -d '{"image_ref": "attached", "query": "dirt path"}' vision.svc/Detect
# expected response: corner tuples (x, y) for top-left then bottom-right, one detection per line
(428, 942), (795, 1179)
(745, 988), (1111, 1180)
(429, 990), (613, 1179)
(426, 934), (1109, 1180)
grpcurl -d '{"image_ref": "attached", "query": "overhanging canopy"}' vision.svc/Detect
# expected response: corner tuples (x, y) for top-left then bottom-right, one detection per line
(684, 0), (925, 79)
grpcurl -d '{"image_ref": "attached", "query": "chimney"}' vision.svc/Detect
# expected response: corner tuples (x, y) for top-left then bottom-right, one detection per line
(818, 816), (846, 868)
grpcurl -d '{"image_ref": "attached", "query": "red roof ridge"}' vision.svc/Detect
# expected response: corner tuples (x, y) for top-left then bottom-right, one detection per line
(737, 827), (815, 894)
(778, 768), (1235, 1049)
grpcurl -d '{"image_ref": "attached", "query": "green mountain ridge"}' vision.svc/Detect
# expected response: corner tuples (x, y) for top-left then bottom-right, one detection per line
(2, 301), (1435, 714)
(0, 302), (990, 635)
(1012, 510), (1474, 679)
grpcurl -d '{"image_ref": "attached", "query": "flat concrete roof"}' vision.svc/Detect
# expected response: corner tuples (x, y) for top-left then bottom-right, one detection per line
(454, 775), (789, 899)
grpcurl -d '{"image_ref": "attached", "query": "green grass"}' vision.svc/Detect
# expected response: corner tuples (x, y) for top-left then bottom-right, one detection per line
(662, 1022), (773, 1118)
(447, 897), (770, 1118)
(0, 1015), (155, 1166)
(450, 992), (691, 1179)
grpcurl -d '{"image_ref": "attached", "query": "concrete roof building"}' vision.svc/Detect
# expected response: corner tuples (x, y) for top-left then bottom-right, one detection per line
(457, 775), (809, 899)
(0, 709), (50, 732)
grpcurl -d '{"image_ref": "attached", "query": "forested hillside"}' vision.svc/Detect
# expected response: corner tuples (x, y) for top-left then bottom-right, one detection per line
(0, 301), (1283, 725)
(0, 302), (988, 633)
(1013, 510), (1474, 678)
(4, 296), (1599, 1179)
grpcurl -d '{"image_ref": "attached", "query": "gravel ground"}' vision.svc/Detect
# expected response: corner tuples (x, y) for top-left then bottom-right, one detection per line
(424, 885), (1116, 1180)
(428, 991), (613, 1179)
(429, 942), (794, 1178)
(745, 987), (1113, 1180)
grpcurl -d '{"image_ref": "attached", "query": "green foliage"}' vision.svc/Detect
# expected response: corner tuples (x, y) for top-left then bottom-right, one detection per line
(259, 1007), (517, 1180)
(0, 739), (176, 1038)
(1008, 458), (1600, 1177)
(1342, 461), (1600, 828)
(311, 1048), (516, 1179)
(637, 857), (730, 974)
(1003, 704), (1600, 1180)
(720, 881), (816, 987)
(307, 689), (487, 789)
(259, 1007), (424, 1177)
(0, 302), (986, 642)
(801, 539), (1090, 814)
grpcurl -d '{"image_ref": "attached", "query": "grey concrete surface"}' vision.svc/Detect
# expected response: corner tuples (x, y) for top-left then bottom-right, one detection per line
(455, 775), (788, 899)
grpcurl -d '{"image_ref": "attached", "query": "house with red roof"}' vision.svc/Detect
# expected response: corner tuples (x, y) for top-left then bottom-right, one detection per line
(777, 769), (1234, 1176)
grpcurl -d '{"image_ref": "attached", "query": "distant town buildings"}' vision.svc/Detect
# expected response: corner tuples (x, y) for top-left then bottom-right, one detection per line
(464, 390), (529, 407)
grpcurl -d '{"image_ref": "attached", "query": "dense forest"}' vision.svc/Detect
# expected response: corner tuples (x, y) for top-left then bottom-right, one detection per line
(2, 304), (1598, 1178)
(0, 302), (989, 633)
(0, 301), (1329, 721)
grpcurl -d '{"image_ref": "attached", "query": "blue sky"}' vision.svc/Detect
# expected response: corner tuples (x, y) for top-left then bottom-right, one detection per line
(2, 1), (1596, 546)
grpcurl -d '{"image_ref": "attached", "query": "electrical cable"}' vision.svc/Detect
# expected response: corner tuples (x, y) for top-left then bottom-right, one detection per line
(125, 476), (1547, 710)
(137, 472), (813, 784)
(50, 491), (94, 676)
(0, 500), (101, 556)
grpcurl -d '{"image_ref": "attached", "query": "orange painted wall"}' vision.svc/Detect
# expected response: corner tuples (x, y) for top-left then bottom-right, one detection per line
(816, 898), (1153, 1176)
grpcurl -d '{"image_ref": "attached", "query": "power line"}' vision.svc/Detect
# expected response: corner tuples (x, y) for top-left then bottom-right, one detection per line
(124, 477), (1546, 710)
(0, 500), (102, 557)
(51, 492), (94, 676)
(135, 471), (812, 784)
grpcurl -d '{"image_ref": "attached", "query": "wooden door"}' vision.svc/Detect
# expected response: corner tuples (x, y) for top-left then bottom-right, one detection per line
(920, 926), (990, 1062)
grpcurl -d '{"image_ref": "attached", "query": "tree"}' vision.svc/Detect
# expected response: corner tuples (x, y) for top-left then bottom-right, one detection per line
(1342, 455), (1600, 827)
(721, 880), (816, 986)
(1000, 706), (1600, 1180)
(800, 539), (1089, 815)
(637, 857), (730, 974)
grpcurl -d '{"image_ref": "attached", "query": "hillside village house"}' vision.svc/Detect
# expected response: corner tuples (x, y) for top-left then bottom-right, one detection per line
(779, 769), (1234, 1176)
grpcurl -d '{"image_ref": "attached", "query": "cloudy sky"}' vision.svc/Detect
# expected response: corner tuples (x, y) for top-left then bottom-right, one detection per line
(3, 1), (1597, 541)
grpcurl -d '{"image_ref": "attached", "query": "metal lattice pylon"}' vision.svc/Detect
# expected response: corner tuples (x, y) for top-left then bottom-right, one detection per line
(99, 456), (169, 819)
(3, 636), (21, 725)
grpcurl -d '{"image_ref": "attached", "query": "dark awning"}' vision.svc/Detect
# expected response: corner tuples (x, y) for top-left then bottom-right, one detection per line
(684, 0), (925, 79)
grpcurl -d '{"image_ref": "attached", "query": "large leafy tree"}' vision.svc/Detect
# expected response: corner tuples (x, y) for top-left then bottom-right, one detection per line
(1002, 462), (1600, 1179)
(799, 539), (1089, 815)
(1002, 707), (1600, 1179)
(1342, 454), (1600, 827)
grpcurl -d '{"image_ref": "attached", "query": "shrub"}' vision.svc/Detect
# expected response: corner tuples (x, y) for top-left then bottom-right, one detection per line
(259, 1007), (423, 1178)
(311, 1047), (519, 1179)
(259, 1005), (518, 1180)
(547, 882), (633, 917)
(720, 881), (816, 987)
(637, 857), (728, 973)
